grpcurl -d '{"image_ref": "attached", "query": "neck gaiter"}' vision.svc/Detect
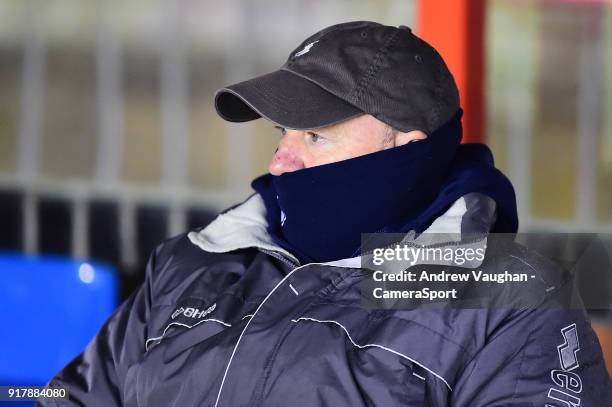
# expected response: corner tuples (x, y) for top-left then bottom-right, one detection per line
(252, 111), (463, 264)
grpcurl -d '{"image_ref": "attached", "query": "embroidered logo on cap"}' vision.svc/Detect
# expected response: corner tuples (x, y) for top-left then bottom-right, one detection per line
(295, 40), (319, 57)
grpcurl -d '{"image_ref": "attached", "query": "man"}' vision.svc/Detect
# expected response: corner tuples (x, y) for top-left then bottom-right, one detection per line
(41, 21), (610, 406)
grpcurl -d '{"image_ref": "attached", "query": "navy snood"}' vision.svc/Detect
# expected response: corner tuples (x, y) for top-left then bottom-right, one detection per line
(252, 111), (463, 264)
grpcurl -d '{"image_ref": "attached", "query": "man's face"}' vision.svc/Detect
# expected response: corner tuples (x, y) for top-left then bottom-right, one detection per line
(269, 114), (427, 175)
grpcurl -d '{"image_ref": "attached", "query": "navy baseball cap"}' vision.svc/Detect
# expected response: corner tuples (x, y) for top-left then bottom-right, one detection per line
(215, 21), (460, 134)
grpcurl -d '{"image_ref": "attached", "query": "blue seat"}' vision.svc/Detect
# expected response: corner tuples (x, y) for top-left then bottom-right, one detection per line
(0, 253), (118, 386)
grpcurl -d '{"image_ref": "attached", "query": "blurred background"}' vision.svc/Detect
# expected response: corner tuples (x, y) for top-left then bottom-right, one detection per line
(0, 0), (611, 388)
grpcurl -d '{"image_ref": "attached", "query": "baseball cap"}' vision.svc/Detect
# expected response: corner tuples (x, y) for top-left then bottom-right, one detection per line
(215, 21), (460, 134)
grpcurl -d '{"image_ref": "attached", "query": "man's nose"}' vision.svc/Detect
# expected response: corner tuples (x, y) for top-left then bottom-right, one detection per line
(269, 131), (306, 175)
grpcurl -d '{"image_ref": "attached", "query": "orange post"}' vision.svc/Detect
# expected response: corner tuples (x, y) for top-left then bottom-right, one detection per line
(593, 324), (612, 376)
(416, 0), (486, 143)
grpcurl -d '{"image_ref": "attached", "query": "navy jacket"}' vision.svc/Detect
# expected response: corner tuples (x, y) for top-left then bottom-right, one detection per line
(39, 192), (612, 406)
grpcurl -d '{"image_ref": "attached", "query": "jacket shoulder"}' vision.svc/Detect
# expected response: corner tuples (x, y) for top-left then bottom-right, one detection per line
(481, 236), (578, 309)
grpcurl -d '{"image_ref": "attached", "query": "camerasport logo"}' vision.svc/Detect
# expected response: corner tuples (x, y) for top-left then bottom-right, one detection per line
(170, 300), (216, 322)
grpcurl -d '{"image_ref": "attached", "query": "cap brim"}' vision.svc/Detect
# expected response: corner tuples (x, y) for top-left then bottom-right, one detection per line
(214, 69), (363, 130)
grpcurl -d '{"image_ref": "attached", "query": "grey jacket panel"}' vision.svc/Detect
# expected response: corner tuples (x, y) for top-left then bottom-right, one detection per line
(39, 193), (612, 406)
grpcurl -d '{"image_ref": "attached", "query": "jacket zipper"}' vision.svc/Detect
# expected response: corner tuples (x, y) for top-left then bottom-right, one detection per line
(258, 248), (300, 268)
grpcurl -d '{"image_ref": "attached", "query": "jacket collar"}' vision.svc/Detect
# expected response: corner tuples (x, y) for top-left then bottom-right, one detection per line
(188, 192), (496, 267)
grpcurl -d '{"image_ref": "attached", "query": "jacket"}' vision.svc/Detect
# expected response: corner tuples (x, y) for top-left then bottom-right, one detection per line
(39, 192), (612, 406)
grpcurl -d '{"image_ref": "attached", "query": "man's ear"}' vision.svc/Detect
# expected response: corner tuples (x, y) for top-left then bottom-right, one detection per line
(394, 129), (428, 146)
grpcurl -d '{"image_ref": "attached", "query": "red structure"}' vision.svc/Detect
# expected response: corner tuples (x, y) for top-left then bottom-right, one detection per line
(416, 0), (486, 144)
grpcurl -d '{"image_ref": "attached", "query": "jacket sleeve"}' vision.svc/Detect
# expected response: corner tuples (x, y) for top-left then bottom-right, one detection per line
(450, 279), (612, 406)
(37, 245), (160, 406)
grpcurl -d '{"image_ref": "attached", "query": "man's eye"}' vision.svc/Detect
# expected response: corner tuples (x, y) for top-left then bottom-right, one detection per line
(307, 132), (324, 144)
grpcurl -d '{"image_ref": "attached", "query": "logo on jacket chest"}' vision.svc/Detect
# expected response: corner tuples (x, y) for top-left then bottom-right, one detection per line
(170, 300), (216, 322)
